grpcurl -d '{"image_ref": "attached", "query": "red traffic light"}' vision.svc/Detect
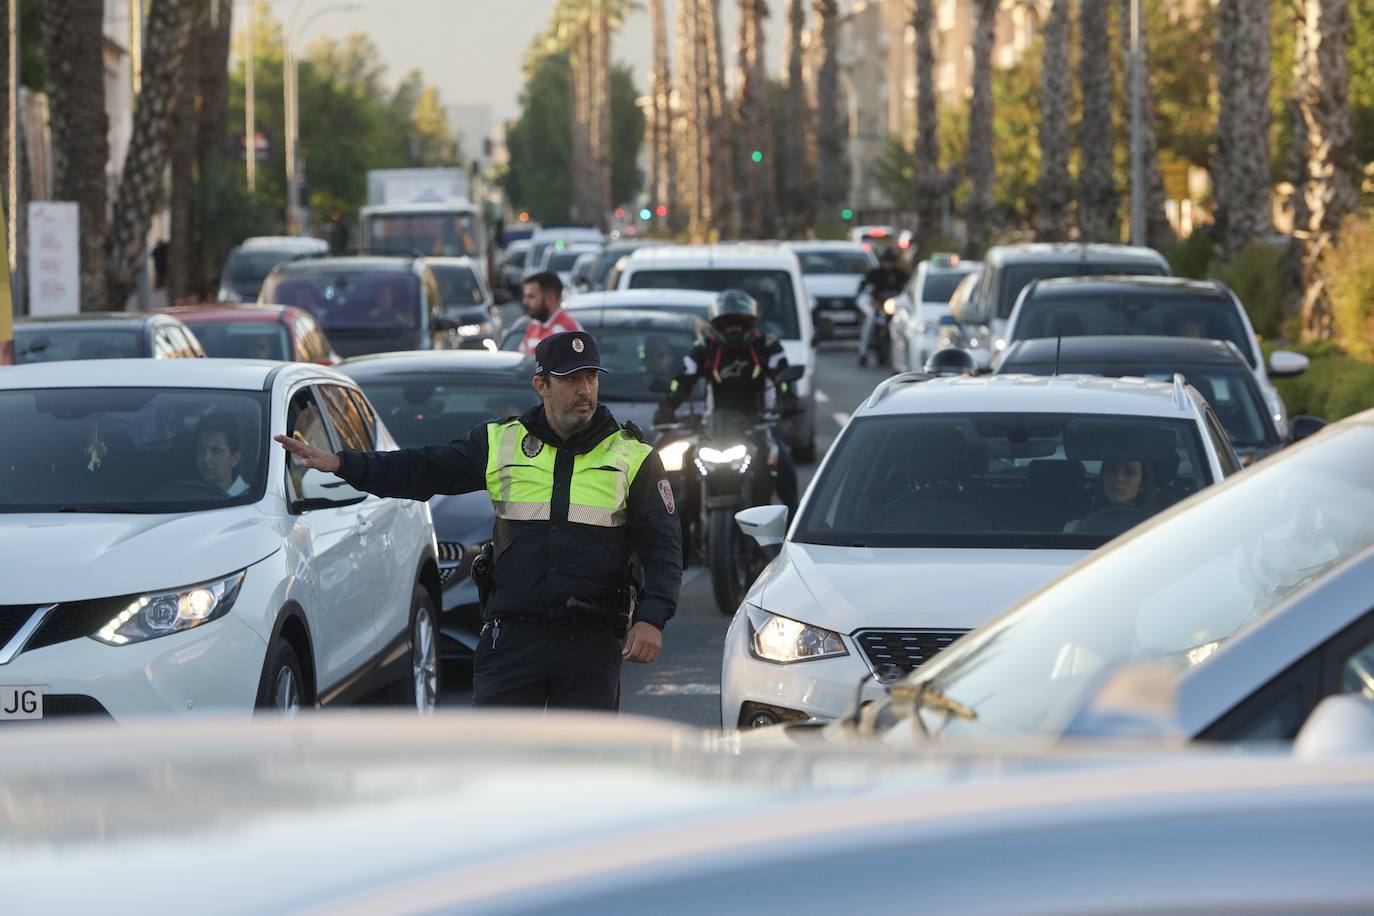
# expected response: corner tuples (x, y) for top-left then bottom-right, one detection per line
(655, 206), (668, 218)
(614, 208), (625, 218)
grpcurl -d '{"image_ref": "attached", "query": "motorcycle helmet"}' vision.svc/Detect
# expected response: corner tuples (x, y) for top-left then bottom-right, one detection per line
(923, 347), (977, 377)
(709, 289), (760, 346)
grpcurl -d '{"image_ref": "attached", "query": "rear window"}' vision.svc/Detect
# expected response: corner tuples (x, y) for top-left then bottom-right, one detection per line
(182, 321), (291, 361)
(15, 327), (143, 363)
(262, 269), (421, 331)
(795, 250), (873, 275)
(226, 249), (297, 288)
(1014, 292), (1254, 367)
(548, 249), (589, 272)
(356, 378), (537, 448)
(920, 270), (973, 304)
(627, 268), (801, 339)
(997, 260), (1168, 319)
(431, 265), (486, 307)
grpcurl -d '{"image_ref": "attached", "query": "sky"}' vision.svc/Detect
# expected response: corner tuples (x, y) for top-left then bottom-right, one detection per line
(292, 0), (789, 124)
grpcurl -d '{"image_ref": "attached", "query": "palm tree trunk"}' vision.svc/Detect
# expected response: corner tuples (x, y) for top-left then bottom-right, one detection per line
(167, 22), (197, 306)
(1213, 0), (1272, 258)
(1297, 0), (1358, 341)
(592, 0), (613, 226)
(1117, 0), (1172, 249)
(813, 0), (844, 229)
(706, 0), (736, 238)
(750, 1), (777, 236)
(912, 0), (941, 250)
(677, 0), (712, 239)
(107, 0), (199, 310)
(964, 0), (997, 257)
(650, 0), (676, 220)
(39, 0), (109, 312)
(735, 0), (758, 235)
(193, 1), (233, 299)
(783, 0), (809, 236)
(1077, 0), (1117, 243)
(1036, 0), (1073, 242)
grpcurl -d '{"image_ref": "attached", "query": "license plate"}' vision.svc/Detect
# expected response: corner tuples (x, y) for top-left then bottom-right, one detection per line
(825, 311), (858, 323)
(0, 686), (43, 720)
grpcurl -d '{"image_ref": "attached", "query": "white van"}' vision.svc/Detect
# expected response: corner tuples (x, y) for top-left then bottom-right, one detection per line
(616, 244), (818, 460)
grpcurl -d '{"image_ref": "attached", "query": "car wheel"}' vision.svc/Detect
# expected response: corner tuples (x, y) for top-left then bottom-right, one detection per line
(793, 433), (816, 464)
(256, 639), (305, 716)
(390, 585), (441, 713)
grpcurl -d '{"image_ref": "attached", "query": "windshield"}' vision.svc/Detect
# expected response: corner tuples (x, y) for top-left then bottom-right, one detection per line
(225, 250), (299, 297)
(0, 388), (269, 513)
(431, 265), (485, 307)
(997, 261), (1167, 319)
(1014, 292), (1254, 367)
(366, 212), (479, 257)
(357, 377), (536, 447)
(1007, 362), (1277, 448)
(503, 248), (528, 269)
(15, 328), (142, 363)
(262, 270), (421, 332)
(593, 247), (637, 287)
(180, 320), (291, 361)
(920, 270), (973, 304)
(628, 268), (801, 339)
(590, 325), (703, 403)
(796, 412), (1212, 549)
(795, 250), (872, 275)
(915, 423), (1374, 740)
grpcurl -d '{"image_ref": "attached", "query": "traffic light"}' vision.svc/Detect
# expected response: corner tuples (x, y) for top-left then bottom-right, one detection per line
(751, 150), (763, 163)
(655, 205), (668, 218)
(841, 208), (854, 221)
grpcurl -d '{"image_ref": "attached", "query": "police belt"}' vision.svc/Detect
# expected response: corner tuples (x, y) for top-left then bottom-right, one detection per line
(493, 596), (633, 638)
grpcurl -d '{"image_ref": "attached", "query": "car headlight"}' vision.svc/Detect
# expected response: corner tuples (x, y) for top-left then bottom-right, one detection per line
(456, 323), (486, 337)
(699, 444), (747, 464)
(747, 605), (848, 664)
(659, 439), (690, 472)
(92, 571), (246, 646)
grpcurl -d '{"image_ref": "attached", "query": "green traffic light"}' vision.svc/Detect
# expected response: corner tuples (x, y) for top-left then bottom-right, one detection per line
(841, 208), (853, 220)
(639, 208), (652, 220)
(751, 150), (763, 163)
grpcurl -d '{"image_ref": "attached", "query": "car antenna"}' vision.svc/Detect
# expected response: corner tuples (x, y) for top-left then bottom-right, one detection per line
(1054, 335), (1062, 376)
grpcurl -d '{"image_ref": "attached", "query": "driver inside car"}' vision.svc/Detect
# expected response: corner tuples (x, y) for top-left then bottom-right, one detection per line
(1064, 458), (1157, 533)
(195, 413), (249, 497)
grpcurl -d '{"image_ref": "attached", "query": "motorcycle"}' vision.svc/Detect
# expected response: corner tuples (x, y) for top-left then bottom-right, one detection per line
(857, 289), (900, 368)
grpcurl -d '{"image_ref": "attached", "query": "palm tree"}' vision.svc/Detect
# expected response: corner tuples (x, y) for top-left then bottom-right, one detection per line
(912, 0), (941, 251)
(1296, 0), (1358, 340)
(39, 0), (110, 311)
(735, 0), (776, 237)
(649, 0), (676, 221)
(1213, 0), (1272, 258)
(1117, 0), (1172, 250)
(192, 1), (234, 298)
(706, 0), (736, 238)
(677, 0), (713, 238)
(1036, 0), (1073, 242)
(1077, 0), (1117, 243)
(812, 0), (844, 228)
(964, 0), (997, 258)
(782, 0), (810, 236)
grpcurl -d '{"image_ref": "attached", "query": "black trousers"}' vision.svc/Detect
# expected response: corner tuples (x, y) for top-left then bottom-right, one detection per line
(472, 617), (624, 711)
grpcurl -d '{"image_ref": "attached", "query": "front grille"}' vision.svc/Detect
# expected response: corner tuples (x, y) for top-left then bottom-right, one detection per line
(437, 542), (471, 590)
(437, 542), (463, 563)
(0, 606), (39, 649)
(439, 567), (460, 588)
(855, 629), (969, 682)
(818, 297), (857, 312)
(26, 595), (138, 652)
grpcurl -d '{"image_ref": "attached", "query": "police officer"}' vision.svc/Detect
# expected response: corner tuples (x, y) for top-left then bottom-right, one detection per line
(274, 331), (683, 711)
(653, 289), (800, 516)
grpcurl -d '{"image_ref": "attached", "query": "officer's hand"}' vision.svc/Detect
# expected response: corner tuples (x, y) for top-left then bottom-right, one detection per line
(623, 621), (662, 663)
(274, 433), (341, 474)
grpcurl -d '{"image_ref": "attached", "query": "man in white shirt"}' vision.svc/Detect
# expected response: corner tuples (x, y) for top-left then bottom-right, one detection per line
(517, 270), (583, 354)
(196, 413), (249, 497)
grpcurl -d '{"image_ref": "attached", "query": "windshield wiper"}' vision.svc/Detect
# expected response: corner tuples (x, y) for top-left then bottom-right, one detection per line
(888, 679), (976, 737)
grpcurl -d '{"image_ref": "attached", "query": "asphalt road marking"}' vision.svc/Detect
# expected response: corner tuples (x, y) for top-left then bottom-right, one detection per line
(638, 683), (720, 696)
(815, 390), (830, 404)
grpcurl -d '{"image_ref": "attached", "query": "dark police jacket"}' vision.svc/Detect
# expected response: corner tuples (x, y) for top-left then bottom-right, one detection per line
(662, 329), (792, 416)
(335, 404), (682, 629)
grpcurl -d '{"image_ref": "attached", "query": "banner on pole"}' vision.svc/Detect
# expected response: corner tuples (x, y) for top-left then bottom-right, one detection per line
(28, 202), (80, 317)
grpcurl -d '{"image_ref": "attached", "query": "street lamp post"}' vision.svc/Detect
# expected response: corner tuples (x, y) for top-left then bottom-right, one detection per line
(284, 2), (360, 235)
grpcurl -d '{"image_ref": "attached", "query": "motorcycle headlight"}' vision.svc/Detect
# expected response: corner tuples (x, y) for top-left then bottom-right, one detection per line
(699, 444), (748, 464)
(92, 571), (246, 646)
(659, 439), (691, 472)
(747, 605), (848, 664)
(456, 323), (487, 337)
(882, 298), (897, 316)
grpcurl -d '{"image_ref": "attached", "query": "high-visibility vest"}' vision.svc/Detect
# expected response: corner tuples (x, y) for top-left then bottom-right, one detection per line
(484, 420), (652, 528)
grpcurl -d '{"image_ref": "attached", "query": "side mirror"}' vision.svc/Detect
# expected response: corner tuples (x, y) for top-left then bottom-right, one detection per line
(775, 364), (805, 385)
(1290, 415), (1327, 442)
(492, 288), (513, 305)
(292, 468), (366, 512)
(1269, 349), (1310, 377)
(1295, 694), (1374, 758)
(736, 504), (789, 547)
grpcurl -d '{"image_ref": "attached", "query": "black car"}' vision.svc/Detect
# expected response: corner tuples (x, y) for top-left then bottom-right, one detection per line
(997, 335), (1309, 464)
(259, 256), (458, 358)
(14, 312), (205, 363)
(340, 350), (539, 661)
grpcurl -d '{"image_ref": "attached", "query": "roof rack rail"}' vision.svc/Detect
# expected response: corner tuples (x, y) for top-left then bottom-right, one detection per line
(1172, 373), (1190, 411)
(866, 371), (932, 408)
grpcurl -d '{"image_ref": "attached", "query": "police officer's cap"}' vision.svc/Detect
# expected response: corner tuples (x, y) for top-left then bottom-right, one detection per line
(535, 331), (607, 377)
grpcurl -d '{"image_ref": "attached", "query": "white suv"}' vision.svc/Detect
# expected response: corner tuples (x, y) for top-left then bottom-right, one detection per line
(0, 359), (440, 722)
(617, 244), (818, 460)
(721, 373), (1240, 729)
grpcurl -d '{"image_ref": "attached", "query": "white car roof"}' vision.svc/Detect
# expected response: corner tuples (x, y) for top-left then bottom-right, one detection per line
(783, 241), (871, 253)
(860, 373), (1200, 420)
(360, 201), (477, 214)
(239, 236), (328, 252)
(623, 243), (800, 272)
(564, 289), (719, 310)
(0, 358), (351, 392)
(423, 256), (481, 270)
(531, 226), (603, 241)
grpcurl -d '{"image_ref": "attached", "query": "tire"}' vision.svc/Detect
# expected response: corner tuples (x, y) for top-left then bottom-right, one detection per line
(792, 435), (816, 465)
(388, 585), (441, 713)
(708, 508), (751, 615)
(256, 639), (306, 716)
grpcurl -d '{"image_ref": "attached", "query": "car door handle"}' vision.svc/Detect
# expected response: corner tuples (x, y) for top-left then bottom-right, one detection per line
(356, 519), (373, 536)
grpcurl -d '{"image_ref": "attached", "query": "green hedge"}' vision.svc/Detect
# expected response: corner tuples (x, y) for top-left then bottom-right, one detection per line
(1266, 341), (1374, 421)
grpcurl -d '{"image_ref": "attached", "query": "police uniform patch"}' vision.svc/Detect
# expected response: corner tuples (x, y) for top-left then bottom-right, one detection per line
(521, 432), (544, 458)
(572, 336), (585, 353)
(658, 479), (675, 515)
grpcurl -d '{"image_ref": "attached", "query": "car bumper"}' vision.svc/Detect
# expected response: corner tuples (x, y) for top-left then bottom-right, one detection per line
(0, 613), (267, 722)
(720, 609), (887, 728)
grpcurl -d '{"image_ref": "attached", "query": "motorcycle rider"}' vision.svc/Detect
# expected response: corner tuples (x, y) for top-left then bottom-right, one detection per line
(856, 247), (911, 367)
(653, 289), (800, 517)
